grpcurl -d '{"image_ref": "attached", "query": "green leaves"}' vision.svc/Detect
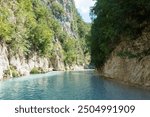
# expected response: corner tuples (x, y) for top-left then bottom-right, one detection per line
(63, 38), (77, 65)
(33, 23), (53, 55)
(90, 0), (150, 68)
(0, 0), (90, 66)
(0, 7), (13, 42)
(51, 1), (65, 16)
(0, 20), (13, 42)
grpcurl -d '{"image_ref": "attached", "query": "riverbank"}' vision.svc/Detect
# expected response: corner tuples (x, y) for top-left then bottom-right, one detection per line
(0, 42), (90, 80)
(97, 71), (150, 90)
(95, 30), (150, 90)
(0, 66), (93, 81)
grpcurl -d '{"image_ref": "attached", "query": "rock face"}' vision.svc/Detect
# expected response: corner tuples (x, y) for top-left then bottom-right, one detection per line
(0, 43), (53, 80)
(9, 54), (52, 75)
(0, 44), (9, 80)
(44, 0), (77, 37)
(101, 31), (150, 87)
(57, 0), (77, 37)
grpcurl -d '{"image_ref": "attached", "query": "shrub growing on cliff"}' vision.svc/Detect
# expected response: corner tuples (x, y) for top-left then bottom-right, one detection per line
(51, 1), (65, 18)
(28, 23), (53, 56)
(0, 7), (13, 42)
(3, 66), (21, 78)
(63, 37), (77, 65)
(30, 67), (44, 74)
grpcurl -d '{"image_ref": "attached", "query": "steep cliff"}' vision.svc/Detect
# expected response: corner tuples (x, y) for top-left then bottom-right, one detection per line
(0, 0), (90, 79)
(90, 0), (150, 88)
(101, 31), (150, 87)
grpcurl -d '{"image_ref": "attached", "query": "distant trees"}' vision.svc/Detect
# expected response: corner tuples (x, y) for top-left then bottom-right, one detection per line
(90, 0), (150, 68)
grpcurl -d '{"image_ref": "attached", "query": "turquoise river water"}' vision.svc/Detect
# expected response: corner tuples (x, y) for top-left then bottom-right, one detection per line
(0, 70), (150, 100)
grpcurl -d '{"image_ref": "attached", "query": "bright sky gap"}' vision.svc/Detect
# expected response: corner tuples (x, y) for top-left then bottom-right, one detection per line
(74, 0), (95, 23)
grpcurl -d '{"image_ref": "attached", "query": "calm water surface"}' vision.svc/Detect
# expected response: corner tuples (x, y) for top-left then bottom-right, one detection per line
(0, 70), (150, 100)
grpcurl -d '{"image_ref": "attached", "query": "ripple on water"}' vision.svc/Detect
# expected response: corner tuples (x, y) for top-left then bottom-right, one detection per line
(0, 71), (150, 100)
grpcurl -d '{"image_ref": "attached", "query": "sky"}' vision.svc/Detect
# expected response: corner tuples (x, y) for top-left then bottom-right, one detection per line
(74, 0), (95, 23)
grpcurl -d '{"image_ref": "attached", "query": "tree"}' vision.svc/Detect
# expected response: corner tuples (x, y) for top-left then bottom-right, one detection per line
(0, 7), (13, 42)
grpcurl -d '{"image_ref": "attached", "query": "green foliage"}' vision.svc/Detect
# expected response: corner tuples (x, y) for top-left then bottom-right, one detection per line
(30, 68), (39, 74)
(70, 12), (91, 65)
(28, 23), (53, 56)
(48, 18), (62, 37)
(17, 0), (33, 11)
(51, 1), (65, 17)
(90, 0), (150, 68)
(0, 7), (13, 42)
(0, 0), (90, 68)
(76, 15), (90, 38)
(117, 51), (138, 59)
(33, 1), (49, 20)
(117, 48), (150, 59)
(3, 70), (10, 79)
(0, 21), (13, 42)
(30, 67), (44, 74)
(58, 31), (67, 44)
(10, 66), (21, 77)
(63, 37), (77, 65)
(3, 65), (21, 78)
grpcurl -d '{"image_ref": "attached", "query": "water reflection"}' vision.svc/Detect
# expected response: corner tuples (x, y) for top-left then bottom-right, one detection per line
(0, 71), (150, 100)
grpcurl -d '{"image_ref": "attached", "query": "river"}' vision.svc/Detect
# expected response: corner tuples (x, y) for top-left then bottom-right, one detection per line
(0, 70), (150, 100)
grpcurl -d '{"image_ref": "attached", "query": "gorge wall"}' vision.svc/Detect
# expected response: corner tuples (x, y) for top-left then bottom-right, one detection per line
(0, 0), (90, 79)
(90, 0), (150, 88)
(101, 31), (150, 87)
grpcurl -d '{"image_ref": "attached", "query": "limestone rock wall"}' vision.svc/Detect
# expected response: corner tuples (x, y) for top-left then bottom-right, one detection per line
(101, 32), (150, 87)
(0, 43), (55, 79)
(0, 44), (9, 80)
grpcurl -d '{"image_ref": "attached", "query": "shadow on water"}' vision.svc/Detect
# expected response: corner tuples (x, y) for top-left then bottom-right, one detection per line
(0, 70), (150, 100)
(90, 74), (150, 100)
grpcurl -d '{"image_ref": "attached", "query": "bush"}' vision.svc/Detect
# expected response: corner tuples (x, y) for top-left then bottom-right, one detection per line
(30, 67), (44, 74)
(0, 7), (13, 42)
(10, 66), (21, 77)
(51, 2), (65, 17)
(3, 66), (21, 78)
(3, 70), (11, 79)
(63, 38), (77, 65)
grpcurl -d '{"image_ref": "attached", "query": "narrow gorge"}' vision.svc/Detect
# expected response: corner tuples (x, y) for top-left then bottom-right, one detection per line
(0, 0), (150, 100)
